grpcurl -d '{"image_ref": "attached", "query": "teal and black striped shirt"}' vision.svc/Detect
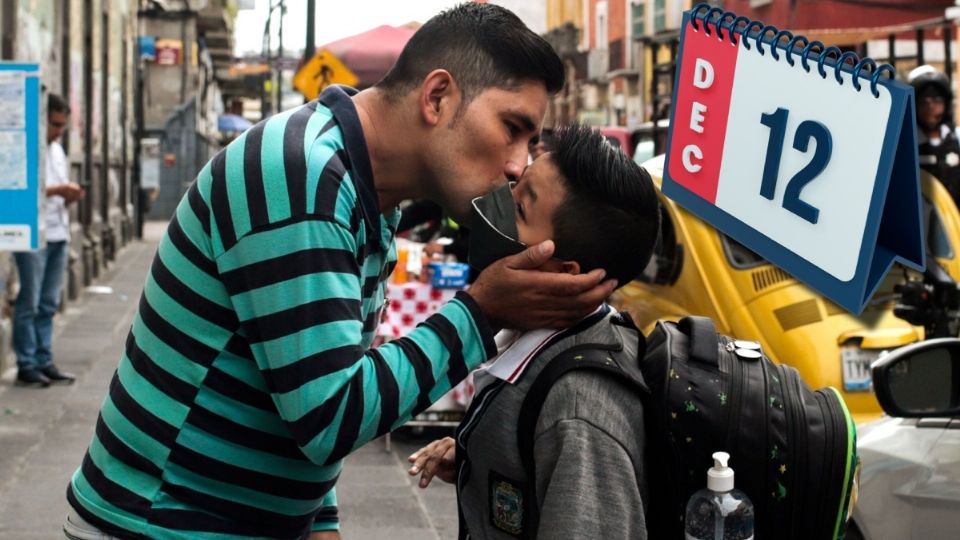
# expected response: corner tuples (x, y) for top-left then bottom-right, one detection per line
(67, 86), (498, 539)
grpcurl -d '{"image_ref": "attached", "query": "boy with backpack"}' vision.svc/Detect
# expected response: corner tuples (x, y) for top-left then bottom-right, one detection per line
(407, 123), (860, 540)
(408, 123), (661, 539)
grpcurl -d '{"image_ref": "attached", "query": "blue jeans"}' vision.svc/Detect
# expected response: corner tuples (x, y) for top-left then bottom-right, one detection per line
(13, 241), (68, 371)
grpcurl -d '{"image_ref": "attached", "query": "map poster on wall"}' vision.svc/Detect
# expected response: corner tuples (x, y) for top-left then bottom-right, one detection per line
(0, 71), (26, 130)
(0, 131), (27, 189)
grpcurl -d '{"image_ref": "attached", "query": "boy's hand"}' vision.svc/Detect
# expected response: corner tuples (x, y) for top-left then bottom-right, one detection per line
(468, 240), (617, 330)
(408, 437), (457, 488)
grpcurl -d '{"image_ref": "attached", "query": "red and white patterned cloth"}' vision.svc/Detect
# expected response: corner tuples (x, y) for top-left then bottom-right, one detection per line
(377, 282), (475, 409)
(378, 282), (459, 339)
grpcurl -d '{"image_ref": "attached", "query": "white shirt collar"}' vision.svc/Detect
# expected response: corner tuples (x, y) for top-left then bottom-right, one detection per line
(473, 305), (612, 391)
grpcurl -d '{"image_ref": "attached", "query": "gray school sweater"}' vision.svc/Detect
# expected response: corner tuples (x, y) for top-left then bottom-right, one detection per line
(455, 310), (649, 539)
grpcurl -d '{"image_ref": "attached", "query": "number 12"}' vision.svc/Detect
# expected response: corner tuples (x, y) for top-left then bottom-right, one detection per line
(759, 107), (833, 224)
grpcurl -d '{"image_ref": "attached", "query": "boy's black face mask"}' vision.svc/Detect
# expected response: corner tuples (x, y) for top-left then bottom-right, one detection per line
(467, 183), (526, 273)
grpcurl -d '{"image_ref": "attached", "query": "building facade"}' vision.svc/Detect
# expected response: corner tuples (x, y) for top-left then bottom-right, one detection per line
(550, 0), (958, 131)
(1, 0), (140, 373)
(0, 0), (234, 373)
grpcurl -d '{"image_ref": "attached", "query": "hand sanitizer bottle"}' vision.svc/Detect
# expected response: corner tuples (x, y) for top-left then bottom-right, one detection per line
(684, 452), (755, 540)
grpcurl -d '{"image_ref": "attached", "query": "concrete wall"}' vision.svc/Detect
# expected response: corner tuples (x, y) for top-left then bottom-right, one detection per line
(0, 0), (60, 373)
(0, 0), (140, 374)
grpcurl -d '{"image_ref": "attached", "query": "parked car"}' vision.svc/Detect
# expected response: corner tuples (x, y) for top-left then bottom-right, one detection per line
(612, 157), (960, 422)
(631, 119), (670, 165)
(599, 126), (633, 158)
(597, 121), (670, 163)
(846, 338), (960, 540)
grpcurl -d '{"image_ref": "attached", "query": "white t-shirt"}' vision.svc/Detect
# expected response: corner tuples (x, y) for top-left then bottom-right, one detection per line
(45, 141), (70, 242)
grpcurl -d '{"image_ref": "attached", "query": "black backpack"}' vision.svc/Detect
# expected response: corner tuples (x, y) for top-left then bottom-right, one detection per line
(517, 315), (859, 539)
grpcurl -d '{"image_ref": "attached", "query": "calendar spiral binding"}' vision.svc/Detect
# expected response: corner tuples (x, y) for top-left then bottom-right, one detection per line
(689, 2), (896, 98)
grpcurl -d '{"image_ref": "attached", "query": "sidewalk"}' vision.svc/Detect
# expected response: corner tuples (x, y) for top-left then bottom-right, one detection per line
(0, 221), (458, 539)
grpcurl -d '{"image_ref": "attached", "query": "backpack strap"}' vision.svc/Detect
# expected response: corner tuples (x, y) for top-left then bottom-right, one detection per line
(677, 315), (719, 367)
(516, 341), (648, 532)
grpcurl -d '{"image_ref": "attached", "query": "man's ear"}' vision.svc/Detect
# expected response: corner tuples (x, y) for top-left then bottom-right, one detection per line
(560, 260), (581, 275)
(419, 69), (458, 127)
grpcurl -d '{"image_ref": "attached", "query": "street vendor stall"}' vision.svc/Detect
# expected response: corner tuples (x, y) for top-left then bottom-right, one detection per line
(378, 239), (475, 450)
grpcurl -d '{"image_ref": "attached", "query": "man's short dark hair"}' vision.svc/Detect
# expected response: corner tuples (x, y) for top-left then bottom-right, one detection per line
(550, 123), (661, 287)
(48, 93), (70, 115)
(376, 3), (564, 104)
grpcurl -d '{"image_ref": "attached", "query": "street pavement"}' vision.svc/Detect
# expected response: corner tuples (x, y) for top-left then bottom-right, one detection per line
(0, 222), (458, 539)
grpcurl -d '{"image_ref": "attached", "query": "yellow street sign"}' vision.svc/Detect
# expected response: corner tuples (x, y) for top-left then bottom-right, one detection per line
(293, 49), (359, 101)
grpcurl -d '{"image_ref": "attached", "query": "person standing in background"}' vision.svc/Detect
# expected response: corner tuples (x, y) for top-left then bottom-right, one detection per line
(13, 93), (85, 387)
(909, 65), (960, 207)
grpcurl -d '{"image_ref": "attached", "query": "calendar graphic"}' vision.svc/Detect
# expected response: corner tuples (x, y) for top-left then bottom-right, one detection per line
(662, 4), (925, 314)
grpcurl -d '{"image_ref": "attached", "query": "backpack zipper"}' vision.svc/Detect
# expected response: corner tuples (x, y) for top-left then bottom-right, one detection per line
(777, 366), (798, 539)
(814, 391), (837, 539)
(784, 368), (808, 539)
(818, 389), (854, 540)
(755, 344), (771, 533)
(723, 338), (745, 454)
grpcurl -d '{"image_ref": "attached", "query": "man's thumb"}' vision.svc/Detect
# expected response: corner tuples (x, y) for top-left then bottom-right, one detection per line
(509, 240), (554, 269)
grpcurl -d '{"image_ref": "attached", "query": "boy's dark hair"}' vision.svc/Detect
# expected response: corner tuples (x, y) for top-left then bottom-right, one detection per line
(48, 93), (70, 115)
(550, 123), (661, 287)
(376, 3), (564, 106)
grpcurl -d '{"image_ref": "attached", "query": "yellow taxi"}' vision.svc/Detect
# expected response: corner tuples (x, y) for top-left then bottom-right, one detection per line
(613, 156), (960, 423)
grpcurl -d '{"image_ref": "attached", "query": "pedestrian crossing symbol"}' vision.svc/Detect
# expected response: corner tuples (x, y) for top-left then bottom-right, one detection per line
(293, 49), (359, 101)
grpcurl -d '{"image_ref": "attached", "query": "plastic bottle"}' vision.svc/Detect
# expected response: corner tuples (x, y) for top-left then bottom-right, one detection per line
(684, 452), (755, 540)
(394, 248), (409, 284)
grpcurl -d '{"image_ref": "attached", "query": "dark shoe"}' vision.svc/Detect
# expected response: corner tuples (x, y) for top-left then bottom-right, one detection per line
(15, 369), (51, 388)
(40, 365), (76, 385)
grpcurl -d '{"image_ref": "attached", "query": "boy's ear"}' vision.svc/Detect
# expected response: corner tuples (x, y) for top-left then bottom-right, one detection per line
(560, 260), (581, 275)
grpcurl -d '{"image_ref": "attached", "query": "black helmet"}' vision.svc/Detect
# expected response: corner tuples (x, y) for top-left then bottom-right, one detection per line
(909, 65), (953, 125)
(909, 65), (951, 98)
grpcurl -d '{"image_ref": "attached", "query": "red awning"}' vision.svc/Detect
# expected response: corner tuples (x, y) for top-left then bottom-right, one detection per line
(322, 24), (418, 87)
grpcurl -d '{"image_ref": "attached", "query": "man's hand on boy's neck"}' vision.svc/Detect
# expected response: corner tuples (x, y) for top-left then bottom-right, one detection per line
(468, 240), (616, 331)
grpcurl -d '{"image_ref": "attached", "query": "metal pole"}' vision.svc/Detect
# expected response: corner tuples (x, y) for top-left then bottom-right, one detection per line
(262, 4), (273, 118)
(944, 21), (953, 85)
(304, 0), (315, 104)
(305, 0), (315, 61)
(82, 0), (93, 230)
(917, 28), (925, 66)
(101, 7), (112, 260)
(276, 0), (285, 112)
(888, 34), (896, 69)
(134, 1), (145, 238)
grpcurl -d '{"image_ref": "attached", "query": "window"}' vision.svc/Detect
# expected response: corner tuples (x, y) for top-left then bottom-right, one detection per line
(653, 0), (666, 33)
(596, 1), (608, 49)
(638, 203), (683, 285)
(632, 2), (645, 38)
(925, 196), (954, 259)
(720, 233), (767, 270)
